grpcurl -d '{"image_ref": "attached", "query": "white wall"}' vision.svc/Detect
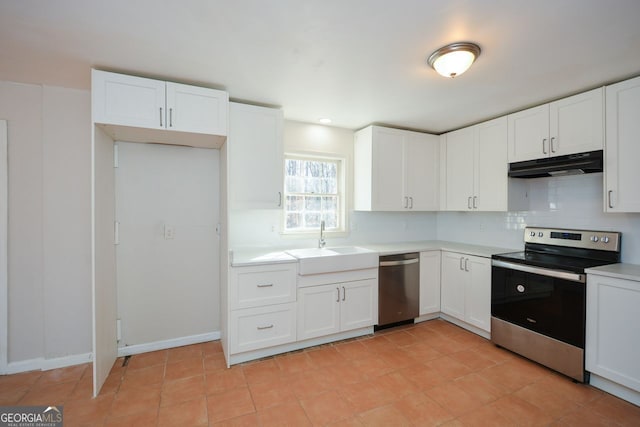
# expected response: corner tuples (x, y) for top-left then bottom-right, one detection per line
(228, 120), (438, 250)
(0, 81), (92, 369)
(115, 142), (220, 347)
(437, 173), (640, 264)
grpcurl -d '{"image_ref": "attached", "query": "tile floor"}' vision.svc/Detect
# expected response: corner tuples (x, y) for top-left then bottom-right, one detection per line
(1, 319), (639, 426)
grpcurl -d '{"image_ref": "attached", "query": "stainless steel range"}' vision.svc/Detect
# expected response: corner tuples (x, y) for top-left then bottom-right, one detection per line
(491, 227), (621, 382)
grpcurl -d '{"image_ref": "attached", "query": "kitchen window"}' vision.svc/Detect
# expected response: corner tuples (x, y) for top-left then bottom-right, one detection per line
(284, 155), (345, 233)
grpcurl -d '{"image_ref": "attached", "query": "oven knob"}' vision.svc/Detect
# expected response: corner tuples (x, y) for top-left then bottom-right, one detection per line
(590, 236), (599, 242)
(529, 231), (535, 237)
(538, 232), (543, 237)
(601, 236), (610, 244)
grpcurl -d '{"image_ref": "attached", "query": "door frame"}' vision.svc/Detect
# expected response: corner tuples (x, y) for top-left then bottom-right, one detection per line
(1, 120), (8, 373)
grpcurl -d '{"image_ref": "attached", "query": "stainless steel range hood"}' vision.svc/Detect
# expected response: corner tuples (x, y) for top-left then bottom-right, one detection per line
(508, 150), (603, 178)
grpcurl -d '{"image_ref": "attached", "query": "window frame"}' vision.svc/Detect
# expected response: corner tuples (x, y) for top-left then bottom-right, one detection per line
(282, 153), (347, 235)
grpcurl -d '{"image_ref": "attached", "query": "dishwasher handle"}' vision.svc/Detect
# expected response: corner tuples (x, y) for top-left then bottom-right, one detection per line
(379, 258), (419, 267)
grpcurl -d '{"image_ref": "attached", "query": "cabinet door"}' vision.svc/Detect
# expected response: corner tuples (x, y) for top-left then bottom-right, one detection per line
(605, 76), (640, 212)
(405, 133), (439, 210)
(444, 127), (474, 211)
(550, 87), (603, 157)
(341, 279), (378, 331)
(586, 275), (640, 392)
(440, 252), (466, 320)
(228, 103), (284, 209)
(419, 251), (441, 315)
(166, 82), (228, 136)
(297, 284), (340, 340)
(508, 104), (549, 162)
(92, 69), (165, 129)
(230, 263), (296, 310)
(465, 255), (491, 332)
(230, 303), (297, 353)
(475, 117), (508, 211)
(371, 127), (405, 210)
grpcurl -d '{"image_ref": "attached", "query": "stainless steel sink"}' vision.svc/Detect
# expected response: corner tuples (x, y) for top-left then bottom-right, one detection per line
(285, 246), (378, 275)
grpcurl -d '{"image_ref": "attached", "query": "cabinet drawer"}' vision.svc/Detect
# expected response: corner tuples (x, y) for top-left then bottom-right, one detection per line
(230, 303), (296, 353)
(230, 264), (296, 309)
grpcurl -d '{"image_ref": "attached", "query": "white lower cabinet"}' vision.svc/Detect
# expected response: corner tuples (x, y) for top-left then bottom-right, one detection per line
(227, 263), (297, 356)
(229, 303), (297, 353)
(440, 251), (491, 333)
(420, 251), (441, 316)
(586, 273), (640, 403)
(297, 278), (378, 341)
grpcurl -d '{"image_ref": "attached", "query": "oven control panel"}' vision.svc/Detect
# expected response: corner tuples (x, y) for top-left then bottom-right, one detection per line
(524, 227), (621, 252)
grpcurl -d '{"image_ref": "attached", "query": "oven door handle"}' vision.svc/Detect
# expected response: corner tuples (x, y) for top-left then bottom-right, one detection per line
(492, 259), (585, 283)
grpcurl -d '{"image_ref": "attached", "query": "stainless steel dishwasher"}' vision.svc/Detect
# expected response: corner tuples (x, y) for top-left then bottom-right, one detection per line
(377, 252), (420, 328)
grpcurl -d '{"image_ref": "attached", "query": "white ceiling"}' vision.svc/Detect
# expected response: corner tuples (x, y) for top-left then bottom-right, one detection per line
(1, 0), (640, 133)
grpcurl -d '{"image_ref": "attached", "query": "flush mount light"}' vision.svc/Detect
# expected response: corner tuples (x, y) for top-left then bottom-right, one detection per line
(318, 118), (332, 125)
(427, 42), (481, 78)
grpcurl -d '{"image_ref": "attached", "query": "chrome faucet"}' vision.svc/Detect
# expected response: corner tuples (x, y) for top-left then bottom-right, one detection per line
(318, 220), (326, 248)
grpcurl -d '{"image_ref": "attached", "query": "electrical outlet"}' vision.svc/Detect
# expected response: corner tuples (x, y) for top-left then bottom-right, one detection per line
(164, 224), (174, 240)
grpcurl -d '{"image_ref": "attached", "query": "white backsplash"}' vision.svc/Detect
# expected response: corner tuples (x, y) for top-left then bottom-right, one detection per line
(231, 173), (639, 264)
(437, 173), (640, 264)
(229, 209), (438, 250)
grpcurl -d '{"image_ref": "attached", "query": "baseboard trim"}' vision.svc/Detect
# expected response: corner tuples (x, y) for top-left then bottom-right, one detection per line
(117, 331), (221, 357)
(439, 313), (491, 340)
(589, 373), (640, 406)
(3, 352), (92, 374)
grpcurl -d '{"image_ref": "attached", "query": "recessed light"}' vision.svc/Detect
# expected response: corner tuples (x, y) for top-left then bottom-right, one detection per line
(318, 118), (332, 125)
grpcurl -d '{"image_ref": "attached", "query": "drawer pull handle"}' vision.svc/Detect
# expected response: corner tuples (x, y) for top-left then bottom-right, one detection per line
(257, 283), (274, 288)
(257, 324), (274, 330)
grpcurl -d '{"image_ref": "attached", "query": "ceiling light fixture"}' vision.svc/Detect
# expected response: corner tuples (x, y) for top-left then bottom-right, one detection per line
(427, 42), (481, 78)
(318, 118), (332, 125)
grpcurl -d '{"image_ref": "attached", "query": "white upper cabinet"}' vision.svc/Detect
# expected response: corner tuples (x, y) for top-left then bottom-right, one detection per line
(228, 102), (284, 210)
(93, 70), (166, 130)
(92, 70), (228, 145)
(443, 126), (475, 211)
(605, 76), (640, 212)
(165, 82), (227, 136)
(475, 117), (511, 211)
(508, 88), (603, 163)
(405, 132), (440, 210)
(354, 125), (439, 211)
(443, 117), (523, 211)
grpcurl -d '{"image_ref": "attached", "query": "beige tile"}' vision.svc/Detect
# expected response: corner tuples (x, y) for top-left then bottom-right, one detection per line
(490, 395), (554, 426)
(205, 367), (246, 395)
(356, 404), (412, 427)
(105, 408), (158, 427)
(161, 375), (206, 407)
(126, 350), (167, 370)
(391, 392), (454, 425)
(164, 356), (204, 381)
(167, 343), (203, 362)
(248, 377), (297, 411)
(158, 396), (208, 427)
(207, 387), (255, 424)
(257, 401), (311, 426)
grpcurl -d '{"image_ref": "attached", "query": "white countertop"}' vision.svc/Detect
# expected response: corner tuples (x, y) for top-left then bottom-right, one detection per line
(231, 240), (518, 267)
(586, 263), (640, 282)
(230, 250), (297, 267)
(361, 240), (516, 258)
